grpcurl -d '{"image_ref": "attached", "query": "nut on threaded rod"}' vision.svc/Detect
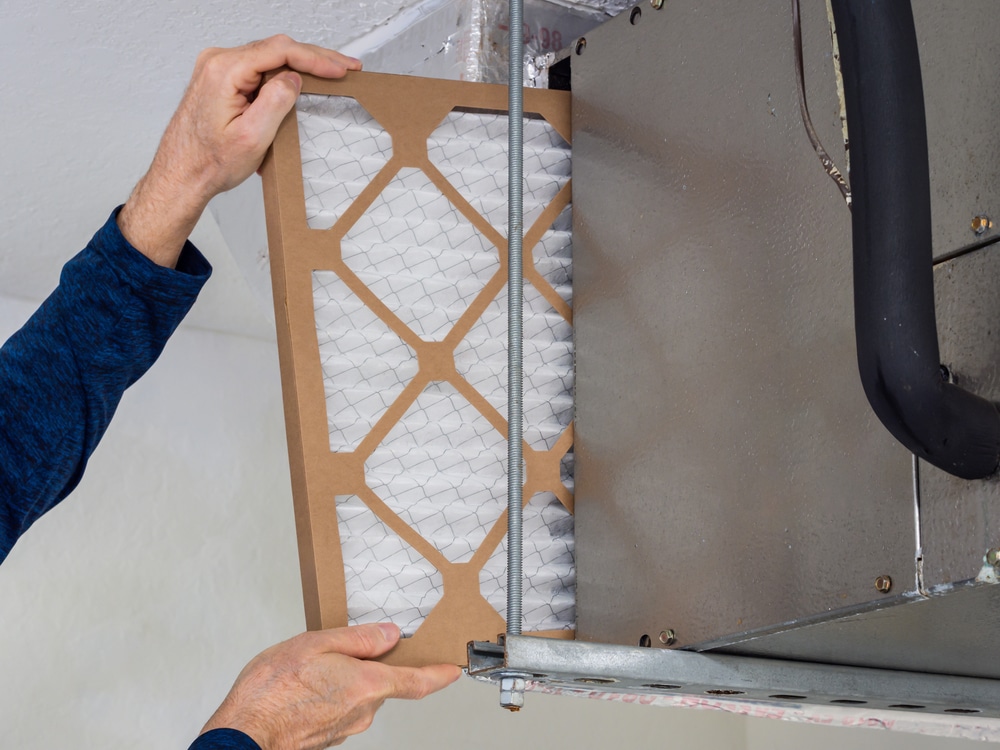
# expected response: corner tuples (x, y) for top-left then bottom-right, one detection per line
(500, 676), (526, 711)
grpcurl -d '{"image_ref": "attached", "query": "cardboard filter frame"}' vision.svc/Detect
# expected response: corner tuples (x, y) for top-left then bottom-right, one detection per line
(260, 70), (573, 666)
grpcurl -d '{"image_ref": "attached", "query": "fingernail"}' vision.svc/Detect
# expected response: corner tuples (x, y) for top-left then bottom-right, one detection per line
(378, 623), (399, 641)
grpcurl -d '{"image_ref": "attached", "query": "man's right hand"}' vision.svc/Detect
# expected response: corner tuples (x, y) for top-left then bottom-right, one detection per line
(199, 623), (461, 750)
(118, 35), (361, 269)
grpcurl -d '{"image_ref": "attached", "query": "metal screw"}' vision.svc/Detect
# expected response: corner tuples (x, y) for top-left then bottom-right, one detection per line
(875, 575), (892, 593)
(987, 548), (1000, 567)
(658, 629), (677, 646)
(499, 676), (526, 711)
(575, 37), (587, 55)
(972, 215), (993, 236)
(650, 0), (665, 8)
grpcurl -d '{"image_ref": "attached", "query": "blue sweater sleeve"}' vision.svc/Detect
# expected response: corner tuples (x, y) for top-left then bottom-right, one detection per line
(0, 208), (211, 563)
(188, 729), (262, 750)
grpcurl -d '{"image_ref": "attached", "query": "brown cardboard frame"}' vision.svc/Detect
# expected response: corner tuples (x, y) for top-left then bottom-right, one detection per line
(260, 70), (573, 666)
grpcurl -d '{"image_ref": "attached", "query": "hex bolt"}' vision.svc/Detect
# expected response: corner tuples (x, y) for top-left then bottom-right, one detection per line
(987, 548), (1000, 567)
(972, 215), (993, 236)
(650, 0), (665, 8)
(658, 629), (677, 646)
(875, 575), (892, 593)
(499, 676), (526, 711)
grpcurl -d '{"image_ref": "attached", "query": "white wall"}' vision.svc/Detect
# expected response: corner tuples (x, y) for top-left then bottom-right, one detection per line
(0, 2), (991, 749)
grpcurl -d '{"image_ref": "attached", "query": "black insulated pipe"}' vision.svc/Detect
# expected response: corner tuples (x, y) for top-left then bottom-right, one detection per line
(830, 0), (1000, 480)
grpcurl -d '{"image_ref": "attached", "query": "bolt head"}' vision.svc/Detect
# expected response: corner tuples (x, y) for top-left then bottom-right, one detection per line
(658, 629), (677, 646)
(987, 548), (1000, 567)
(972, 215), (993, 236)
(875, 575), (892, 593)
(650, 0), (664, 8)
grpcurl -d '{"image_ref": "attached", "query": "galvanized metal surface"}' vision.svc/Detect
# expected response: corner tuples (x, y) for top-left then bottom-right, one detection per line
(572, 0), (916, 650)
(468, 636), (1000, 720)
(917, 1), (1000, 259)
(719, 580), (1000, 680)
(920, 242), (1000, 587)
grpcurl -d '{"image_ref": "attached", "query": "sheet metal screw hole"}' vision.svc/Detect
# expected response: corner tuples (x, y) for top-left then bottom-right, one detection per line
(831, 699), (867, 705)
(574, 677), (617, 685)
(706, 689), (746, 696)
(643, 683), (682, 690)
(889, 704), (926, 710)
(630, 6), (642, 24)
(946, 708), (982, 714)
(769, 694), (807, 701)
(638, 634), (652, 648)
(575, 38), (587, 55)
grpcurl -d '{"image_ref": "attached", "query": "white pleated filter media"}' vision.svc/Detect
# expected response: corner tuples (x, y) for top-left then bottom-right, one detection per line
(299, 93), (575, 636)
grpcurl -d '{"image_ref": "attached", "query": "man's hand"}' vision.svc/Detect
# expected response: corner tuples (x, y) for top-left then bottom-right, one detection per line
(118, 35), (361, 268)
(200, 623), (461, 750)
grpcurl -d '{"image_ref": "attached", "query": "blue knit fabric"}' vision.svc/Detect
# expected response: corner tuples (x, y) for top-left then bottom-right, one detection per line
(187, 729), (262, 750)
(0, 208), (211, 563)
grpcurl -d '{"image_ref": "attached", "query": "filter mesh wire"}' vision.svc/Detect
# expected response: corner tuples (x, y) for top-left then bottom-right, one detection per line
(300, 94), (575, 635)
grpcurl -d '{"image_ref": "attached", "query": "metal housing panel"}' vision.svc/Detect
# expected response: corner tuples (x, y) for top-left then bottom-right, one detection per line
(920, 244), (1000, 588)
(572, 0), (916, 650)
(719, 580), (1000, 679)
(918, 1), (1000, 258)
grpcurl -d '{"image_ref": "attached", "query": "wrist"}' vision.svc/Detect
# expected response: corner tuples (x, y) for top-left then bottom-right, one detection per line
(118, 166), (208, 268)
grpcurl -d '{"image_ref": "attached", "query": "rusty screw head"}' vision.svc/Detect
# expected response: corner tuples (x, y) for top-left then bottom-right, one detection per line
(972, 215), (993, 236)
(875, 575), (892, 593)
(650, 0), (664, 8)
(658, 629), (677, 646)
(987, 548), (1000, 567)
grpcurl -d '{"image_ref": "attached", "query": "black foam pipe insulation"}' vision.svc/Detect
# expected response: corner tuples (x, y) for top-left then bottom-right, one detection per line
(830, 0), (1000, 479)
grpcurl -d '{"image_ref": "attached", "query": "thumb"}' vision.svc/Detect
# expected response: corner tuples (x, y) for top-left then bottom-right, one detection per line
(316, 623), (402, 660)
(239, 70), (302, 149)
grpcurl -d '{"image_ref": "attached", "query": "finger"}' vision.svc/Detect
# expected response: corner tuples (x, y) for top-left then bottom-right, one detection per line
(232, 35), (361, 89)
(378, 663), (463, 700)
(304, 623), (402, 660)
(237, 69), (302, 150)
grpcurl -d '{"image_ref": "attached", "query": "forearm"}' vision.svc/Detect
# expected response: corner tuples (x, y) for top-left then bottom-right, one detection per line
(0, 208), (211, 561)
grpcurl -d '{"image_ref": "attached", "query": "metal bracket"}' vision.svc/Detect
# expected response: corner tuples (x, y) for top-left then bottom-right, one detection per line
(468, 635), (1000, 718)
